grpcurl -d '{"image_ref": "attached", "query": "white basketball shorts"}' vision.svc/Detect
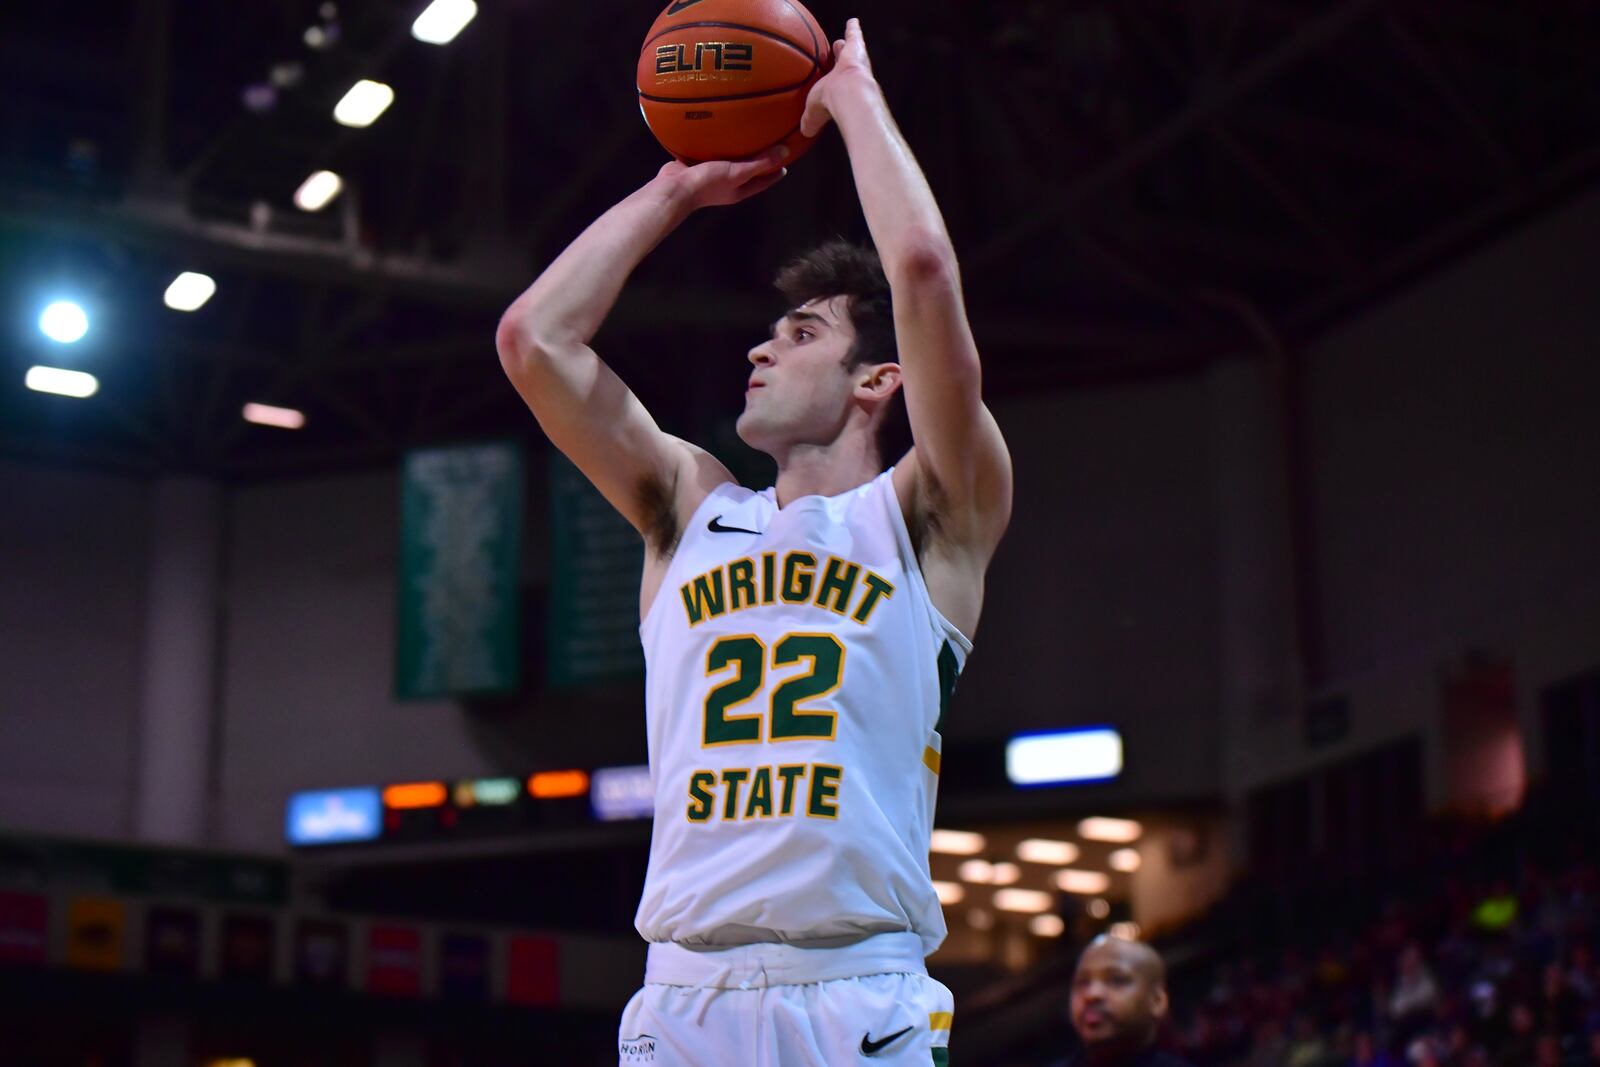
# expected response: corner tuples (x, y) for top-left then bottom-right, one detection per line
(617, 933), (954, 1067)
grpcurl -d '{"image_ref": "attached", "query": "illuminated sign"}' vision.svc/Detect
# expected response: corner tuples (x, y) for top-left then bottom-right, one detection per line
(590, 765), (654, 821)
(382, 782), (448, 809)
(528, 770), (589, 800)
(286, 788), (382, 845)
(455, 777), (521, 807)
(1006, 728), (1123, 786)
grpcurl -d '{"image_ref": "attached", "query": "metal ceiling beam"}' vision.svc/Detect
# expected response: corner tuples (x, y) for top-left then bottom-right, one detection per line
(129, 0), (173, 191)
(1119, 216), (1340, 278)
(1206, 124), (1360, 272)
(1113, 4), (1363, 275)
(1380, 13), (1519, 183)
(1283, 140), (1600, 334)
(1234, 105), (1477, 182)
(966, 313), (1199, 353)
(1116, 6), (1362, 278)
(1057, 223), (1214, 328)
(969, 0), (1385, 271)
(0, 185), (520, 307)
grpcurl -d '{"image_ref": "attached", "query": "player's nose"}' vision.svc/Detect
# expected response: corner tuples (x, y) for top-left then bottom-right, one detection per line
(748, 343), (773, 367)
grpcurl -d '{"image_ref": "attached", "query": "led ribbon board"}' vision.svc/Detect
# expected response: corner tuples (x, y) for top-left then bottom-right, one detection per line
(590, 765), (654, 821)
(287, 788), (383, 845)
(1006, 727), (1124, 786)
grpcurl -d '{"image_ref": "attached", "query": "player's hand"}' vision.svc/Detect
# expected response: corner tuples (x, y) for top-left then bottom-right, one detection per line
(801, 18), (875, 138)
(658, 148), (788, 210)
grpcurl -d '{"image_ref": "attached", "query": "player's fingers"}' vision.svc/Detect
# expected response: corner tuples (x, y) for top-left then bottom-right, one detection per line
(800, 95), (831, 138)
(734, 167), (787, 202)
(728, 146), (787, 184)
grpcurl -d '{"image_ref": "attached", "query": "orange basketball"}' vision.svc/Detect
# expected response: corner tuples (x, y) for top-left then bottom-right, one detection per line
(637, 0), (832, 164)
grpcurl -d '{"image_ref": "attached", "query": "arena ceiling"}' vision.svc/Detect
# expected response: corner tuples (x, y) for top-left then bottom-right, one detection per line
(1, 0), (1597, 478)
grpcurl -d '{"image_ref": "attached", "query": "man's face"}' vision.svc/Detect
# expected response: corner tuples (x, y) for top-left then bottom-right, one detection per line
(736, 296), (862, 456)
(1070, 940), (1167, 1053)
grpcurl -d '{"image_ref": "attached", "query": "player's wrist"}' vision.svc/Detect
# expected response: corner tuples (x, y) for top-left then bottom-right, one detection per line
(646, 168), (703, 219)
(824, 67), (881, 107)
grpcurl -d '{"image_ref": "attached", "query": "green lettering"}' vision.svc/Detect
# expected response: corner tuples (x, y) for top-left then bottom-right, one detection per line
(728, 559), (757, 612)
(770, 634), (842, 741)
(686, 771), (716, 822)
(703, 637), (765, 746)
(813, 557), (860, 615)
(744, 767), (773, 818)
(781, 552), (816, 604)
(851, 573), (895, 624)
(680, 583), (703, 625)
(720, 769), (749, 821)
(807, 764), (842, 818)
(689, 572), (727, 622)
(776, 764), (806, 817)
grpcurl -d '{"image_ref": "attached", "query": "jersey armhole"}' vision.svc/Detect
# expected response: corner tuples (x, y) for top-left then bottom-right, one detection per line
(880, 468), (973, 659)
(639, 481), (741, 630)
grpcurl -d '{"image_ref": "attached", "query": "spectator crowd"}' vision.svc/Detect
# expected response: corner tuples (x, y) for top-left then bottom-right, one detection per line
(1167, 811), (1599, 1067)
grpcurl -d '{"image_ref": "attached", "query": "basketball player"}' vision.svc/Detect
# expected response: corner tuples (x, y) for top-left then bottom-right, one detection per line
(496, 19), (1011, 1066)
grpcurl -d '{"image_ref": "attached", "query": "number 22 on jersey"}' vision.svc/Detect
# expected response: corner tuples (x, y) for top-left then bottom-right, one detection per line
(685, 632), (846, 824)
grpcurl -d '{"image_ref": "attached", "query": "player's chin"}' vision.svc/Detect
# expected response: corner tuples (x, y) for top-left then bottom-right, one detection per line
(733, 409), (763, 449)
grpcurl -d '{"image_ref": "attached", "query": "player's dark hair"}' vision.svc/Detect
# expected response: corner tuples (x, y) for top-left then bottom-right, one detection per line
(774, 240), (912, 469)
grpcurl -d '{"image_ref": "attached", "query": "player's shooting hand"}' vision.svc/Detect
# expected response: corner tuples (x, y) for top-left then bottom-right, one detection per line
(659, 147), (788, 210)
(800, 18), (875, 138)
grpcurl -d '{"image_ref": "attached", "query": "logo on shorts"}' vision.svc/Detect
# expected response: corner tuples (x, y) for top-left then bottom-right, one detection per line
(861, 1026), (914, 1055)
(620, 1034), (658, 1062)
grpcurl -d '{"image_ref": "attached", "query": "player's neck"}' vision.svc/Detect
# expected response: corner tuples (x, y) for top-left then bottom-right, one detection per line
(771, 436), (880, 508)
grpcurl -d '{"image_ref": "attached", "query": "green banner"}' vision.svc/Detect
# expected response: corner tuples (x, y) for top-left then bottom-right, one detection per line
(0, 835), (288, 905)
(547, 453), (644, 688)
(396, 442), (524, 699)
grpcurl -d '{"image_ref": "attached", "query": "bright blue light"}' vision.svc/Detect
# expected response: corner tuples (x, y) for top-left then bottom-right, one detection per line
(286, 787), (383, 845)
(38, 301), (89, 344)
(1006, 727), (1124, 786)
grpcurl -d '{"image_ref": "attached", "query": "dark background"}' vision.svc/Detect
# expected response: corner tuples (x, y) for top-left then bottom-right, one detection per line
(2, 2), (1599, 1065)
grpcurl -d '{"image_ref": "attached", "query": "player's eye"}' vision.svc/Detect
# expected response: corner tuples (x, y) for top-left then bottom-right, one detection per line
(794, 328), (812, 341)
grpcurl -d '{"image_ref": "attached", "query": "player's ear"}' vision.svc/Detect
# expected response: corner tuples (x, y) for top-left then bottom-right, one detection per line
(856, 362), (901, 402)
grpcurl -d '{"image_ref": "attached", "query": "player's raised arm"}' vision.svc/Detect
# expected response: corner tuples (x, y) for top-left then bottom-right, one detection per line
(495, 153), (787, 549)
(800, 19), (1012, 558)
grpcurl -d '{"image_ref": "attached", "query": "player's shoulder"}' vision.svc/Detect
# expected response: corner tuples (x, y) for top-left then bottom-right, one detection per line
(651, 437), (771, 554)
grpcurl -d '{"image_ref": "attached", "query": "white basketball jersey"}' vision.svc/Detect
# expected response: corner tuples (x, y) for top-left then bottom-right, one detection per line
(634, 469), (970, 957)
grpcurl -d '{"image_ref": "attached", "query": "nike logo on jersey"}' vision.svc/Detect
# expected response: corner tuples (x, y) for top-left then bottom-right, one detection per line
(861, 1027), (913, 1055)
(666, 0), (708, 14)
(707, 516), (762, 536)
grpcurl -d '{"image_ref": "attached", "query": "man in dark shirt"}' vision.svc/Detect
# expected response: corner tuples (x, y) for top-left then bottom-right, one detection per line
(1059, 935), (1196, 1067)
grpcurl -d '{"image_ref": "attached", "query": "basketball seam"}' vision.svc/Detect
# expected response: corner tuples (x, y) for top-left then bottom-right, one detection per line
(641, 21), (819, 72)
(771, 0), (821, 60)
(637, 67), (821, 104)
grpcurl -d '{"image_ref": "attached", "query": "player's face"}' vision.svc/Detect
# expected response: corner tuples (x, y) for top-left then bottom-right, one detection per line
(737, 296), (860, 455)
(1069, 942), (1166, 1051)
